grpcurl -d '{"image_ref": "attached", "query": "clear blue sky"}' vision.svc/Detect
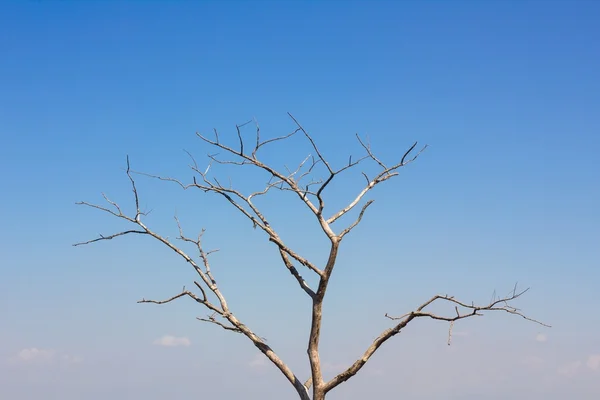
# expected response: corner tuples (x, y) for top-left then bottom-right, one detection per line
(1, 1), (599, 399)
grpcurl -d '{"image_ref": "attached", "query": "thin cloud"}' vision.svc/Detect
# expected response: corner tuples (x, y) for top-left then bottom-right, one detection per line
(248, 353), (267, 368)
(60, 354), (83, 364)
(557, 361), (581, 377)
(16, 348), (54, 362)
(587, 354), (600, 371)
(10, 348), (81, 365)
(153, 335), (191, 347)
(535, 333), (547, 342)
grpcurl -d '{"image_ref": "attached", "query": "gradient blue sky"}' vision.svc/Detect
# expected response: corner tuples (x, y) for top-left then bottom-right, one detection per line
(1, 1), (599, 399)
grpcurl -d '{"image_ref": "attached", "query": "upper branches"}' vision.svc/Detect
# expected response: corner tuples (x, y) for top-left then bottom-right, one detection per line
(134, 157), (320, 297)
(74, 156), (149, 245)
(326, 136), (427, 226)
(122, 115), (426, 298)
(75, 116), (545, 400)
(282, 114), (428, 241)
(192, 114), (427, 242)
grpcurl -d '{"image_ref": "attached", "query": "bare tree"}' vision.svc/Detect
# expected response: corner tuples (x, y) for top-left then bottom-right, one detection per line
(75, 114), (548, 400)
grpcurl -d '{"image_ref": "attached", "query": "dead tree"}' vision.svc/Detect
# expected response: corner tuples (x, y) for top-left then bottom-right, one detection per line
(75, 114), (548, 400)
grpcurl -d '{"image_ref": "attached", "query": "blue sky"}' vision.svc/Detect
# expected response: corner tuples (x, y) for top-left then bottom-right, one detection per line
(1, 1), (599, 399)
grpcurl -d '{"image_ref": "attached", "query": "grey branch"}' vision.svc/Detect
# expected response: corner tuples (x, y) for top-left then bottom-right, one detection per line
(72, 230), (147, 246)
(324, 286), (549, 393)
(327, 138), (428, 225)
(133, 168), (323, 291)
(339, 200), (374, 238)
(384, 287), (550, 327)
(75, 157), (310, 400)
(304, 376), (313, 390)
(198, 314), (242, 333)
(196, 126), (323, 221)
(76, 117), (543, 400)
(287, 112), (333, 174)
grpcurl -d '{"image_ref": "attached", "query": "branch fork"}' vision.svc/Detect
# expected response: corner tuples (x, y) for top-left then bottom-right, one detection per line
(75, 114), (546, 400)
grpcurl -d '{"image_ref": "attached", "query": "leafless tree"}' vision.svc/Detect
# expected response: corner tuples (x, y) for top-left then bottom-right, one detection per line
(75, 114), (549, 400)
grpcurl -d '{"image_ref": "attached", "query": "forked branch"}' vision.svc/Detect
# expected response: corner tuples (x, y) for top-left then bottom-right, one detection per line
(324, 286), (549, 393)
(74, 158), (310, 400)
(327, 137), (428, 225)
(132, 166), (322, 296)
(75, 117), (544, 400)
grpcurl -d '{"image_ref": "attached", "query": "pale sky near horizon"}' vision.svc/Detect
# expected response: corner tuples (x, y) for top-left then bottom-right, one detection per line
(1, 1), (599, 399)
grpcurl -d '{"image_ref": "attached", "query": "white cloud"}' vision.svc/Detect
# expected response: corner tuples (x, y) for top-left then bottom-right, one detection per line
(153, 335), (191, 347)
(557, 361), (581, 377)
(60, 354), (83, 364)
(248, 353), (267, 368)
(10, 348), (81, 365)
(16, 348), (54, 362)
(535, 333), (547, 342)
(586, 354), (600, 371)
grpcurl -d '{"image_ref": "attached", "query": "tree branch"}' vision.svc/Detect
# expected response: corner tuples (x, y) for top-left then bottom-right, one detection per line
(327, 138), (427, 225)
(338, 200), (374, 239)
(75, 157), (310, 400)
(198, 313), (242, 333)
(287, 112), (333, 174)
(76, 118), (544, 400)
(324, 286), (549, 393)
(73, 230), (147, 246)
(134, 168), (324, 284)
